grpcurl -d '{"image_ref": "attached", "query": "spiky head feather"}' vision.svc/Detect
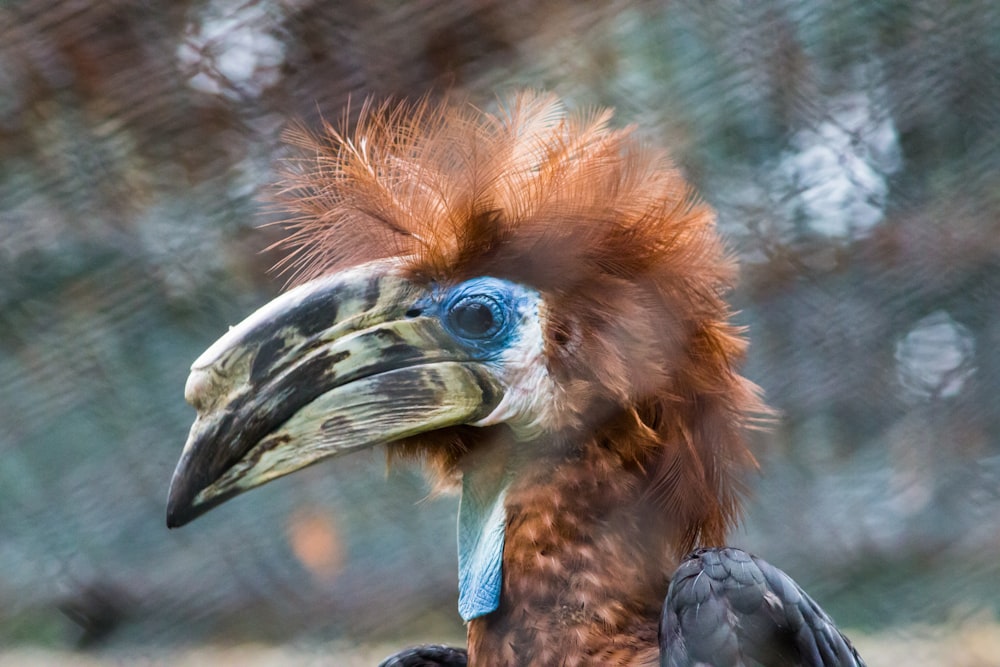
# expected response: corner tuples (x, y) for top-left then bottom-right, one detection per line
(276, 91), (763, 553)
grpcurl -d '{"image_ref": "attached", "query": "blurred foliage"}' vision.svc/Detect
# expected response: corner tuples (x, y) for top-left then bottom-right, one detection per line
(1, 0), (999, 658)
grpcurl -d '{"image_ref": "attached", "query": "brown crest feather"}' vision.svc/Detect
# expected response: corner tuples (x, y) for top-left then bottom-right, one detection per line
(275, 91), (766, 553)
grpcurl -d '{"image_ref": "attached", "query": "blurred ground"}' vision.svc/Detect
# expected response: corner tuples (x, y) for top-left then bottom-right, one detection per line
(3, 619), (1000, 667)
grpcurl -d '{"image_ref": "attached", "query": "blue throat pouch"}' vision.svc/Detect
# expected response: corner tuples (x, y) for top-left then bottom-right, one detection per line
(457, 471), (508, 622)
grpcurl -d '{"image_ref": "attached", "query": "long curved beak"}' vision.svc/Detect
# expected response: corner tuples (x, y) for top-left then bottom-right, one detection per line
(166, 261), (503, 528)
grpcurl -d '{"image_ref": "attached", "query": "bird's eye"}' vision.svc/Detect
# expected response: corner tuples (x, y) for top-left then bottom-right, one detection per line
(447, 295), (503, 340)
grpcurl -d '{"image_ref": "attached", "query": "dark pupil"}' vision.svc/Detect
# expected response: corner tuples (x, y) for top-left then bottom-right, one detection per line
(453, 300), (496, 336)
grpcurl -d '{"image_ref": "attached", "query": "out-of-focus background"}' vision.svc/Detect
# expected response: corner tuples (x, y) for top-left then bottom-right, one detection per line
(2, 1), (999, 665)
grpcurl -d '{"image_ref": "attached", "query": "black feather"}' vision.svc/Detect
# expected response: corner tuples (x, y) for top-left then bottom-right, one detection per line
(660, 548), (865, 667)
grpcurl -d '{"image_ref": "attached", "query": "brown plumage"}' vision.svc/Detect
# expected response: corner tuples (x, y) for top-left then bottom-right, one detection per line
(169, 91), (864, 666)
(279, 90), (762, 542)
(275, 92), (762, 664)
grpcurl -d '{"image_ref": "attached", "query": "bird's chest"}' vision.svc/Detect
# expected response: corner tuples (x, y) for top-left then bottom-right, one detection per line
(464, 476), (668, 666)
(467, 606), (660, 666)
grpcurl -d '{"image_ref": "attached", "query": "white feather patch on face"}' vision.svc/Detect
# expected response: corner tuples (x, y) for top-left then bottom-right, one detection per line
(471, 297), (566, 440)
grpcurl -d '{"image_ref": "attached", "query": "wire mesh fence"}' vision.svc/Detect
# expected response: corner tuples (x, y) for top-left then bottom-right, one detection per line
(1, 0), (999, 663)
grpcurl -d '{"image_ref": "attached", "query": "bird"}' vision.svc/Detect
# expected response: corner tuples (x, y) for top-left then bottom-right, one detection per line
(165, 91), (865, 666)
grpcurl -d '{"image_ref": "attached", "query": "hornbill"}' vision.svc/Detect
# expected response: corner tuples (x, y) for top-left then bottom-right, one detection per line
(166, 92), (865, 666)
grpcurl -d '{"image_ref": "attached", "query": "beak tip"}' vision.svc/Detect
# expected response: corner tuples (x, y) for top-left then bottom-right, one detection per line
(166, 468), (240, 529)
(166, 470), (204, 529)
(165, 492), (194, 529)
(165, 491), (194, 528)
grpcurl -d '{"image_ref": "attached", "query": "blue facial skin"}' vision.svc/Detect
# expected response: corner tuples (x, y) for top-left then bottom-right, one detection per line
(409, 277), (537, 360)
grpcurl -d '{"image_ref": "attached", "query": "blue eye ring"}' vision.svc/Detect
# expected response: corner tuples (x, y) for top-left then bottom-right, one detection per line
(446, 294), (504, 340)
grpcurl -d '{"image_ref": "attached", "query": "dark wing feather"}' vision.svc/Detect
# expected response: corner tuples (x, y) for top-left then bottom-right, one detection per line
(659, 547), (865, 667)
(378, 644), (468, 667)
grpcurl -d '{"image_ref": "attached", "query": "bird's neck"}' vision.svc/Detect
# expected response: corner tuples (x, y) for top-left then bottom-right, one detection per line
(464, 438), (672, 666)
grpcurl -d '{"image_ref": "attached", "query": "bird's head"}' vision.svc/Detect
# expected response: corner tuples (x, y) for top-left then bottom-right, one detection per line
(167, 93), (761, 616)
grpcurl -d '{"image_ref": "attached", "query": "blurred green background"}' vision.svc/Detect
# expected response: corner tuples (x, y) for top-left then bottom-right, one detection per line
(1, 1), (999, 664)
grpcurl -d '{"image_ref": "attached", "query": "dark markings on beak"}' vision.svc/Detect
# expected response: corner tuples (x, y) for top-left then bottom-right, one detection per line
(250, 336), (293, 383)
(234, 269), (384, 356)
(469, 366), (501, 408)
